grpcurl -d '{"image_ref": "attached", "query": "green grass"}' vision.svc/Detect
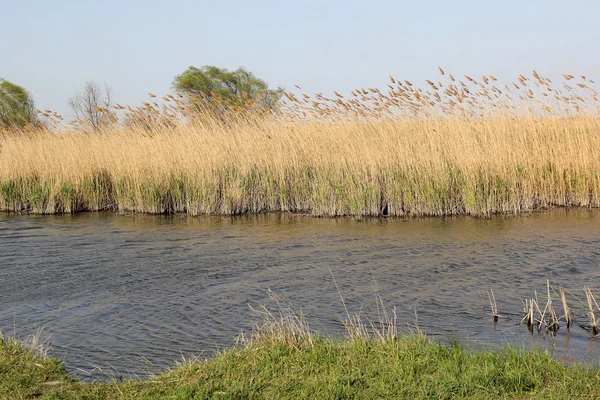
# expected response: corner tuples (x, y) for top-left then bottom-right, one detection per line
(2, 332), (600, 399)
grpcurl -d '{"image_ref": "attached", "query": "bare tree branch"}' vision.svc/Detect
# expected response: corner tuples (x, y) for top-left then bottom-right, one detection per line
(68, 81), (115, 131)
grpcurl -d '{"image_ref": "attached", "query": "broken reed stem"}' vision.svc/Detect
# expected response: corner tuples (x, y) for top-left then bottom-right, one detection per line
(585, 287), (599, 336)
(546, 280), (559, 333)
(520, 298), (536, 331)
(512, 283), (600, 337)
(560, 288), (573, 329)
(532, 299), (540, 331)
(519, 297), (538, 332)
(532, 291), (545, 332)
(528, 299), (537, 332)
(488, 289), (498, 321)
(519, 283), (566, 334)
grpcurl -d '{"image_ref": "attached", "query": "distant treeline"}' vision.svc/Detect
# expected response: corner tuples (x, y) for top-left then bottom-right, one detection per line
(0, 65), (282, 131)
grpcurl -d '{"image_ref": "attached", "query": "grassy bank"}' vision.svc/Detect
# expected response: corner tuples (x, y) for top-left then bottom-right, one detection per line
(3, 330), (600, 399)
(1, 71), (599, 217)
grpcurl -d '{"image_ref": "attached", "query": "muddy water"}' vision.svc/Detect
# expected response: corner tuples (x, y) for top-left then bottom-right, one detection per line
(1, 210), (600, 379)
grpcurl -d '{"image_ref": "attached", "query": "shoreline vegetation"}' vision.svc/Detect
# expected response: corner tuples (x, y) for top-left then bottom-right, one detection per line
(3, 310), (600, 399)
(1, 70), (599, 217)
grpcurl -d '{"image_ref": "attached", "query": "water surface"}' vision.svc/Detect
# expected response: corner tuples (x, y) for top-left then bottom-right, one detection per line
(1, 210), (599, 379)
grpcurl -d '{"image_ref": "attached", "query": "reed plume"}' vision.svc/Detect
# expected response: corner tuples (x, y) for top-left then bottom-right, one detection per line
(1, 69), (598, 216)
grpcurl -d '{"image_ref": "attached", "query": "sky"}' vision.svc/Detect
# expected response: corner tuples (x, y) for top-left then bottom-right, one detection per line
(1, 0), (599, 118)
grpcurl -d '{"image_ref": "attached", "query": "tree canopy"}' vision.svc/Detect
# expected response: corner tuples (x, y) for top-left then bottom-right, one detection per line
(173, 66), (281, 113)
(0, 78), (37, 129)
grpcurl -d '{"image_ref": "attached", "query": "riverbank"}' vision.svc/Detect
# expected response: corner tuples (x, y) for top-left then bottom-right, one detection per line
(2, 114), (600, 217)
(2, 329), (600, 399)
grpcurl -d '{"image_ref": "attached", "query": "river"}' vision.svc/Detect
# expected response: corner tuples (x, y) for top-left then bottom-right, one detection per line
(1, 210), (599, 379)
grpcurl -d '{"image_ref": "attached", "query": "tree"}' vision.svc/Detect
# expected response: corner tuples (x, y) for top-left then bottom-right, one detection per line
(0, 78), (37, 129)
(173, 66), (281, 114)
(68, 81), (116, 131)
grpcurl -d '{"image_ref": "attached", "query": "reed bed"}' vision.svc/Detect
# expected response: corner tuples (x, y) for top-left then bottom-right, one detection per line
(1, 70), (599, 216)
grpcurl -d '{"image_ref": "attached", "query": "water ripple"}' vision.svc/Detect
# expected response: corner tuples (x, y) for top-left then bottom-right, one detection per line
(1, 210), (600, 379)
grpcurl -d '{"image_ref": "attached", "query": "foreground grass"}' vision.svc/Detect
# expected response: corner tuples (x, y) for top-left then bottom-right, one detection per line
(2, 333), (600, 399)
(1, 71), (599, 217)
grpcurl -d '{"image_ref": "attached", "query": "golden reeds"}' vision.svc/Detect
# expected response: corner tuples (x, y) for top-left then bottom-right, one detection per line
(0, 69), (599, 216)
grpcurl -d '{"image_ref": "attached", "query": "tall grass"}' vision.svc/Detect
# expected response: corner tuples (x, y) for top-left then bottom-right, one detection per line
(4, 306), (600, 398)
(1, 70), (598, 216)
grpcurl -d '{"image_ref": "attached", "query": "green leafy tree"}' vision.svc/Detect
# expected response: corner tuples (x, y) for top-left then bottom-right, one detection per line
(173, 66), (281, 114)
(0, 78), (37, 129)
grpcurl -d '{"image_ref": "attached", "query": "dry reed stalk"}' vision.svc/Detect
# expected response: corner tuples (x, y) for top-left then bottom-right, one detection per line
(521, 298), (538, 332)
(1, 327), (51, 360)
(369, 281), (398, 341)
(331, 270), (372, 341)
(329, 270), (368, 341)
(246, 290), (314, 348)
(560, 288), (573, 329)
(488, 289), (499, 321)
(520, 299), (530, 329)
(584, 287), (599, 336)
(533, 294), (546, 333)
(544, 280), (560, 333)
(330, 272), (398, 342)
(527, 299), (535, 331)
(22, 328), (50, 360)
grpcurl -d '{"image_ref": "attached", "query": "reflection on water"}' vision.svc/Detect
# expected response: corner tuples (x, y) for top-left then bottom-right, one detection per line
(1, 210), (600, 378)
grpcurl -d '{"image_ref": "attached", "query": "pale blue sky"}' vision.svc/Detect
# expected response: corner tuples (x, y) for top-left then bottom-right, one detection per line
(1, 0), (599, 118)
